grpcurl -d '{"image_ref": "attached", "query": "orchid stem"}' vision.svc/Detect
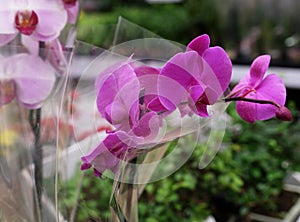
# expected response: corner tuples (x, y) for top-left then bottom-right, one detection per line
(224, 97), (281, 108)
(29, 108), (43, 220)
(29, 41), (46, 220)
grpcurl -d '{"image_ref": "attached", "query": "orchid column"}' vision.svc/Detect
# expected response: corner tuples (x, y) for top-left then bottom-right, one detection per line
(0, 0), (79, 221)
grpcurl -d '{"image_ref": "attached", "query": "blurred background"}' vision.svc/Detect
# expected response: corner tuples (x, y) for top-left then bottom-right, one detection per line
(66, 0), (300, 221)
(78, 0), (300, 67)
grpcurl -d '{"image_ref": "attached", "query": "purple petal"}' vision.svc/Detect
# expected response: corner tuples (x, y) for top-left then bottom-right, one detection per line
(80, 162), (92, 170)
(131, 111), (161, 138)
(134, 65), (160, 77)
(81, 131), (135, 176)
(187, 34), (210, 56)
(202, 46), (232, 93)
(236, 100), (256, 124)
(256, 74), (286, 106)
(136, 71), (169, 112)
(254, 74), (286, 120)
(230, 73), (252, 97)
(188, 85), (209, 116)
(159, 51), (204, 110)
(4, 54), (55, 108)
(96, 62), (140, 127)
(160, 51), (203, 88)
(157, 74), (187, 111)
(249, 55), (270, 87)
(189, 84), (205, 104)
(144, 96), (169, 113)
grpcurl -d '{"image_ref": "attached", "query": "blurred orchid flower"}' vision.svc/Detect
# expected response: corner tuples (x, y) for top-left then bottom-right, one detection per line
(227, 55), (290, 123)
(159, 34), (232, 117)
(22, 37), (68, 74)
(0, 54), (55, 108)
(0, 0), (67, 46)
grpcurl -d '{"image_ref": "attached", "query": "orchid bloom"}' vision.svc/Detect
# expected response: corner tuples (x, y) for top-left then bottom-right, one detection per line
(95, 61), (165, 137)
(0, 0), (67, 46)
(159, 34), (232, 117)
(81, 62), (170, 178)
(0, 54), (55, 108)
(80, 131), (139, 179)
(227, 55), (291, 123)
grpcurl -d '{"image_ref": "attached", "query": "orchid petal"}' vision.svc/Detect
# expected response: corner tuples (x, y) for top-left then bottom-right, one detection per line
(202, 46), (232, 93)
(187, 34), (210, 56)
(81, 131), (136, 178)
(254, 74), (286, 120)
(4, 54), (55, 108)
(249, 55), (271, 87)
(0, 10), (16, 34)
(236, 100), (256, 124)
(34, 9), (67, 41)
(256, 74), (286, 106)
(160, 51), (203, 88)
(134, 65), (160, 77)
(189, 84), (205, 104)
(97, 62), (140, 127)
(132, 111), (161, 138)
(157, 74), (187, 111)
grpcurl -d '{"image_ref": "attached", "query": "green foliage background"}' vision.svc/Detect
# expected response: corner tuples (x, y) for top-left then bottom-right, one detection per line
(61, 103), (300, 221)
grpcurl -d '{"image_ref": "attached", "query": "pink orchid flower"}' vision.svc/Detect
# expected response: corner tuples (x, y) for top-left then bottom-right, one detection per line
(159, 34), (232, 117)
(0, 54), (56, 109)
(228, 55), (288, 123)
(0, 0), (67, 46)
(23, 37), (69, 74)
(80, 131), (139, 179)
(95, 61), (165, 135)
(81, 62), (171, 178)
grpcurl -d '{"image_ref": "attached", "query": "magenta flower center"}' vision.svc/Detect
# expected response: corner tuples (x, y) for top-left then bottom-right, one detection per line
(15, 10), (38, 35)
(0, 79), (16, 105)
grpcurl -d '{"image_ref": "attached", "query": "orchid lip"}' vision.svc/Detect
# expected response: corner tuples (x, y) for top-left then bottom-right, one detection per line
(15, 10), (39, 35)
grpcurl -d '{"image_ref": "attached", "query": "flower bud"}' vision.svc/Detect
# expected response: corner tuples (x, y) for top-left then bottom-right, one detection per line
(275, 106), (293, 121)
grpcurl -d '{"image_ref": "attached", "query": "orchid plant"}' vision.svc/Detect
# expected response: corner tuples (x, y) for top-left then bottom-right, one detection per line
(0, 0), (79, 220)
(80, 34), (292, 181)
(0, 1), (294, 221)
